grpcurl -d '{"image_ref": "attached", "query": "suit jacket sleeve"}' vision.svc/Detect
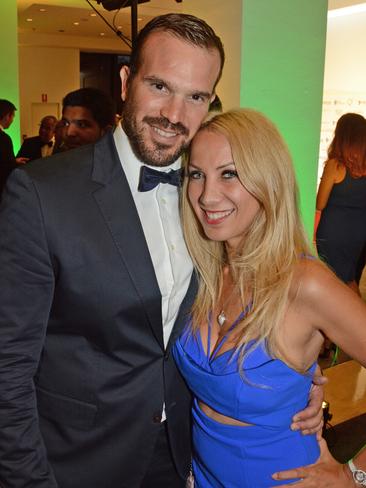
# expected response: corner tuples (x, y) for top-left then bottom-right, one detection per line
(0, 168), (58, 486)
(0, 131), (16, 194)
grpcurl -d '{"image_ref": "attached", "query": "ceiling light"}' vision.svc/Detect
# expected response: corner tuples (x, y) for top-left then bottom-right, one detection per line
(328, 3), (366, 18)
(73, 22), (80, 25)
(26, 18), (33, 22)
(90, 13), (97, 17)
(100, 32), (105, 36)
(39, 8), (46, 12)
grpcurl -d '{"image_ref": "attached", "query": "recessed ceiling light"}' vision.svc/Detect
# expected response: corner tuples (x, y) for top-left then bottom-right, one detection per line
(100, 32), (105, 36)
(39, 8), (46, 12)
(90, 13), (97, 17)
(138, 17), (142, 21)
(73, 22), (80, 25)
(26, 18), (33, 22)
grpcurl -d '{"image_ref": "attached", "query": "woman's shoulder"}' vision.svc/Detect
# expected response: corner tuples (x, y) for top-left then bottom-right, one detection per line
(324, 158), (346, 177)
(291, 258), (341, 306)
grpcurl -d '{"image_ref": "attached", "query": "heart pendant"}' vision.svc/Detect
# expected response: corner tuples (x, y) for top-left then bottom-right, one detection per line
(217, 311), (226, 327)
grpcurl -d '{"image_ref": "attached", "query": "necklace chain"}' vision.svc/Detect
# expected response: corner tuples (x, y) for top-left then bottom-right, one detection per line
(216, 285), (239, 327)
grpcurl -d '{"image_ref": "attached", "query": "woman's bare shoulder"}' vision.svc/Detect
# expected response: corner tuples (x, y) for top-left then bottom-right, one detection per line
(291, 258), (343, 305)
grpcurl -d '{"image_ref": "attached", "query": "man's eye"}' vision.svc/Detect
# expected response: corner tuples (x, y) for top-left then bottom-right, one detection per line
(188, 170), (203, 180)
(191, 94), (204, 103)
(222, 170), (238, 179)
(76, 121), (89, 129)
(152, 83), (165, 91)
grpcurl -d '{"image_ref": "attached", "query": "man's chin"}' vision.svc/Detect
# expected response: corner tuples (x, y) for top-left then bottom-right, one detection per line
(145, 145), (184, 167)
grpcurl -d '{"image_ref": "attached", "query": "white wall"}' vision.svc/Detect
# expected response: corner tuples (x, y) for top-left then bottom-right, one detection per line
(319, 9), (366, 180)
(18, 45), (79, 138)
(181, 0), (242, 112)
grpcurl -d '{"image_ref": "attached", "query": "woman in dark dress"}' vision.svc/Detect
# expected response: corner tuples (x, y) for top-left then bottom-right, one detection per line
(316, 113), (366, 294)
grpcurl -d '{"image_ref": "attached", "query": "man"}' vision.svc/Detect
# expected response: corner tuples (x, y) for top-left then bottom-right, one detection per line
(0, 99), (27, 197)
(56, 87), (116, 151)
(0, 14), (323, 488)
(17, 115), (57, 161)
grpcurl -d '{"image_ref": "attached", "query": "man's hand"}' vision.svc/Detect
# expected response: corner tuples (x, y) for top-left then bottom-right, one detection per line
(16, 157), (29, 164)
(271, 438), (353, 487)
(291, 366), (327, 435)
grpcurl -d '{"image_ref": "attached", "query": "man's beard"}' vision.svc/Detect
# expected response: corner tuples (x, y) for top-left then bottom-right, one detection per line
(122, 101), (190, 167)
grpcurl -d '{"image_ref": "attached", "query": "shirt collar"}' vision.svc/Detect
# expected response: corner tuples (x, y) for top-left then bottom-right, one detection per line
(113, 122), (182, 193)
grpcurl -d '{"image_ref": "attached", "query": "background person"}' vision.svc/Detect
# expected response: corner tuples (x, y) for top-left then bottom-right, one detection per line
(59, 87), (116, 150)
(0, 99), (28, 198)
(173, 108), (366, 487)
(17, 115), (57, 161)
(316, 112), (366, 295)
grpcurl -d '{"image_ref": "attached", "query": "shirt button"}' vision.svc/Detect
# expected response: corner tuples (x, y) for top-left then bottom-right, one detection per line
(170, 244), (175, 251)
(161, 198), (167, 204)
(152, 412), (162, 423)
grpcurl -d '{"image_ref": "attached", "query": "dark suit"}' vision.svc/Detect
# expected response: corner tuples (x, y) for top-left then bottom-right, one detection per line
(0, 128), (16, 197)
(16, 135), (47, 161)
(0, 132), (195, 487)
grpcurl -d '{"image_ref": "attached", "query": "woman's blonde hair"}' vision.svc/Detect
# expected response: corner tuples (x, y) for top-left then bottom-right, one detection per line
(181, 108), (312, 364)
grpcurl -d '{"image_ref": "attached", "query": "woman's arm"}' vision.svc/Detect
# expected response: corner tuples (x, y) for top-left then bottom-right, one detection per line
(300, 261), (366, 367)
(316, 159), (340, 211)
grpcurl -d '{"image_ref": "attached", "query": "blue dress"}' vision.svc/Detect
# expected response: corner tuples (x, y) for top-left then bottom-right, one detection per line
(316, 169), (366, 282)
(173, 313), (319, 487)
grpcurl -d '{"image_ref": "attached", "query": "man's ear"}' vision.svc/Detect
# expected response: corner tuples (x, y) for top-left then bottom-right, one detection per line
(120, 65), (131, 102)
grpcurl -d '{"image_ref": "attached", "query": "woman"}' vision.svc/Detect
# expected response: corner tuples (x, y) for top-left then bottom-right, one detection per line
(316, 112), (366, 294)
(172, 109), (366, 487)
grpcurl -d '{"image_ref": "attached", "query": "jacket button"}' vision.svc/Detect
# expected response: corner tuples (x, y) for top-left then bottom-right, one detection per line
(152, 412), (162, 423)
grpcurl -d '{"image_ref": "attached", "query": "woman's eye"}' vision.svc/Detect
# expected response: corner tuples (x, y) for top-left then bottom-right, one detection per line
(222, 170), (238, 179)
(188, 170), (203, 180)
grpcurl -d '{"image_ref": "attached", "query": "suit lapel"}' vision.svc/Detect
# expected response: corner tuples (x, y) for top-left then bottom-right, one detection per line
(91, 133), (164, 348)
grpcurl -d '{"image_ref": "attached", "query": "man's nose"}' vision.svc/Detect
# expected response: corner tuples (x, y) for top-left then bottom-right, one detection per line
(160, 96), (186, 126)
(66, 123), (78, 137)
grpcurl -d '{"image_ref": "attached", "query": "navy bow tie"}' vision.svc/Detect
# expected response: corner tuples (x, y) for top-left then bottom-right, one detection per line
(138, 165), (183, 192)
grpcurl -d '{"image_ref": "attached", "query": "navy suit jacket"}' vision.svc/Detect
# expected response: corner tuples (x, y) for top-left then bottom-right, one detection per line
(0, 129), (16, 196)
(0, 132), (195, 487)
(16, 135), (45, 161)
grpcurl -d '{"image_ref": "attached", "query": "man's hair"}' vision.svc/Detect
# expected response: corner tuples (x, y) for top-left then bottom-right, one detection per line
(62, 88), (116, 129)
(0, 99), (16, 120)
(41, 115), (58, 126)
(129, 13), (225, 88)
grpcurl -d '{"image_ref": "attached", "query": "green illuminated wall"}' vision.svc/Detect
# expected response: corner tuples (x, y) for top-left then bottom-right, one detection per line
(240, 0), (327, 238)
(0, 0), (20, 152)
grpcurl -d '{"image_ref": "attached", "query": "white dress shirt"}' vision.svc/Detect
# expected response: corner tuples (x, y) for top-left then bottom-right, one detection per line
(113, 124), (193, 349)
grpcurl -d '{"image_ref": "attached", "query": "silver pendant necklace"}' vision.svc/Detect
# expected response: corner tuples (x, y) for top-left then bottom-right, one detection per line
(217, 310), (227, 327)
(217, 285), (238, 327)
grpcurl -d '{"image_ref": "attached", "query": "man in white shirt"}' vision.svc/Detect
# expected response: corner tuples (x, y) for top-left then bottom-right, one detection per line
(0, 13), (323, 488)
